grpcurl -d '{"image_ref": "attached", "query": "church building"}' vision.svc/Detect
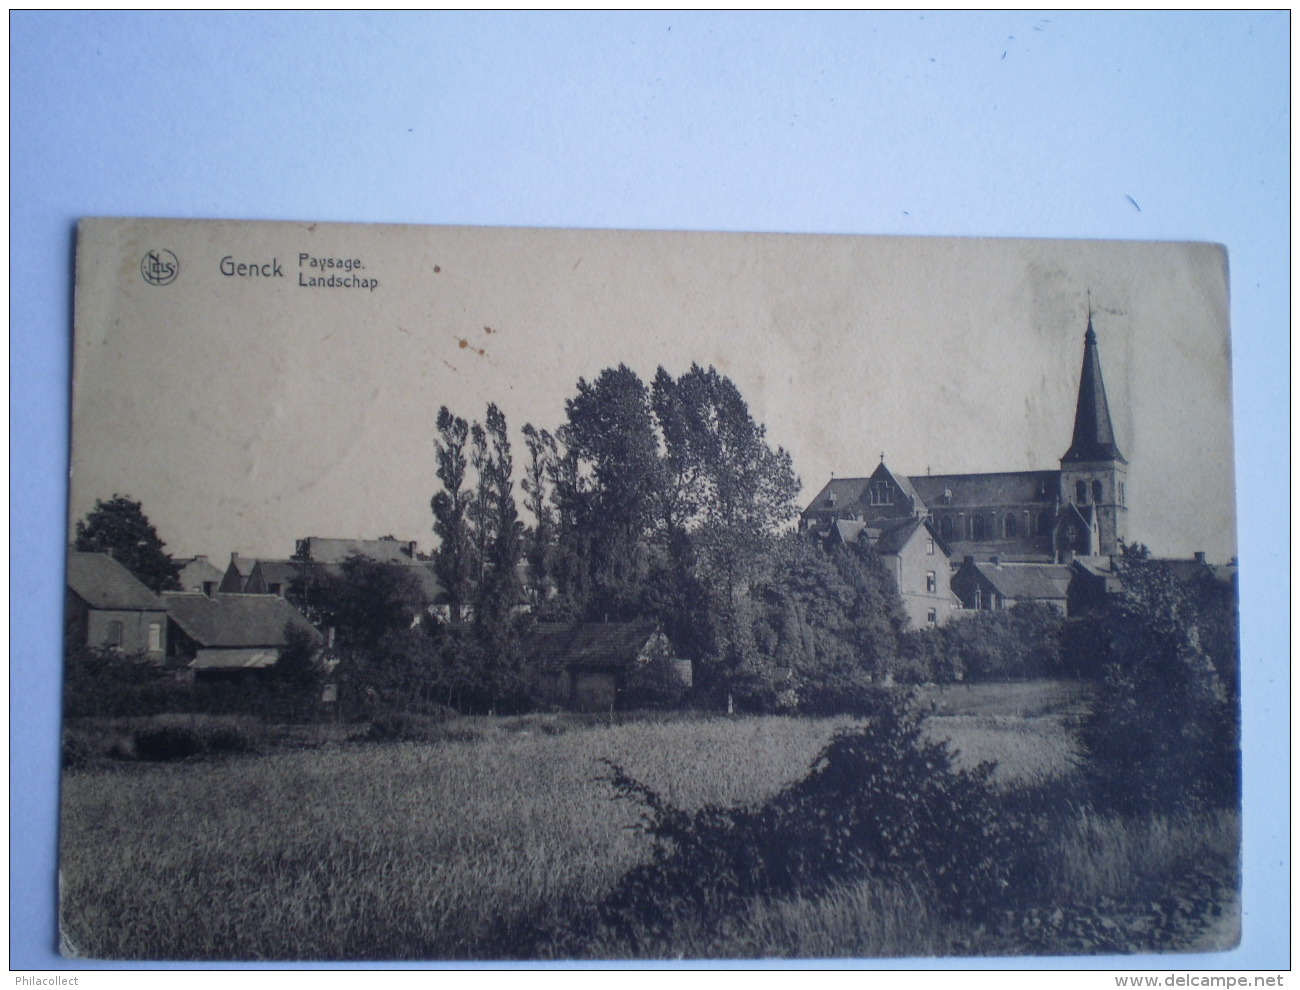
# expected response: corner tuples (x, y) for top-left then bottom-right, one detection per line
(800, 316), (1128, 622)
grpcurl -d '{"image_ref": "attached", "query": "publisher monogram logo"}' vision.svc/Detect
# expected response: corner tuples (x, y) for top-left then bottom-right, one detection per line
(140, 249), (179, 286)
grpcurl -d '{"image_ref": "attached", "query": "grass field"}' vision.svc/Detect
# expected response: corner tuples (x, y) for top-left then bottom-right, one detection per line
(58, 680), (1238, 961)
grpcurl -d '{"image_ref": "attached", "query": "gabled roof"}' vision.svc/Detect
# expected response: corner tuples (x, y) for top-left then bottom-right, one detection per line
(246, 559), (301, 590)
(174, 557), (224, 592)
(522, 621), (664, 672)
(66, 551), (167, 611)
(969, 561), (1073, 601)
(872, 515), (931, 556)
(163, 593), (321, 648)
(226, 555), (257, 578)
(829, 519), (868, 546)
(1062, 317), (1126, 464)
(294, 537), (419, 564)
(909, 470), (1060, 509)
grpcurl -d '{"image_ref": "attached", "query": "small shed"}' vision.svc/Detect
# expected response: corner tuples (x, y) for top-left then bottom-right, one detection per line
(523, 621), (689, 711)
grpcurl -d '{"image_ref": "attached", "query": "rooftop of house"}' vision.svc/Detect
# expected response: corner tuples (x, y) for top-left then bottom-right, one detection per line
(964, 560), (1074, 600)
(163, 592), (321, 648)
(294, 536), (420, 564)
(66, 551), (168, 611)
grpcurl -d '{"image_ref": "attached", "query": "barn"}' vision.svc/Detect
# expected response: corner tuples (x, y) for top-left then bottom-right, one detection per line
(522, 621), (691, 711)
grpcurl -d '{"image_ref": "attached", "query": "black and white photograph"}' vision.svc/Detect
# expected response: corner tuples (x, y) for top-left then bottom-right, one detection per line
(58, 218), (1241, 961)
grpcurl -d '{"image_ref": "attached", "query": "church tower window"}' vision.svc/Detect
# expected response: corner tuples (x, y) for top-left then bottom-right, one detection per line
(1092, 480), (1104, 503)
(1119, 481), (1126, 506)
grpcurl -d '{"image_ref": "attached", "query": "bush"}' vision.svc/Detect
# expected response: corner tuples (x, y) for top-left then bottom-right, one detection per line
(598, 689), (1018, 945)
(130, 717), (262, 762)
(1074, 560), (1239, 814)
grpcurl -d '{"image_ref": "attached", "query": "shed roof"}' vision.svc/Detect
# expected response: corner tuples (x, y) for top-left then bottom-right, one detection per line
(523, 621), (663, 672)
(163, 593), (321, 648)
(66, 551), (167, 611)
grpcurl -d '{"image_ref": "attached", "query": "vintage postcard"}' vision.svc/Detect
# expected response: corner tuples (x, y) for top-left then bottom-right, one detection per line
(61, 218), (1239, 960)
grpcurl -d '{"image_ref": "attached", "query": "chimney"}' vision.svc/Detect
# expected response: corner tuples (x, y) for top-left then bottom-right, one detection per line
(1194, 551), (1207, 564)
(230, 551), (239, 563)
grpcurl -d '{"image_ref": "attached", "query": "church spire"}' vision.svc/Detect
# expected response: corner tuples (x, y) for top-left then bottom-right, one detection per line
(1062, 310), (1126, 464)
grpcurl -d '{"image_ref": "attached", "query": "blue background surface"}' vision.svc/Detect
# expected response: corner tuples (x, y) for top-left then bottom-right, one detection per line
(10, 11), (1289, 970)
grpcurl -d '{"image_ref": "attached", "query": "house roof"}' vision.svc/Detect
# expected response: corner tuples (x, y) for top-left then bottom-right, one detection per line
(522, 621), (664, 672)
(226, 555), (257, 578)
(163, 593), (322, 648)
(872, 516), (928, 556)
(909, 470), (1061, 509)
(174, 557), (224, 591)
(66, 551), (167, 611)
(295, 537), (419, 564)
(969, 561), (1073, 601)
(247, 559), (301, 587)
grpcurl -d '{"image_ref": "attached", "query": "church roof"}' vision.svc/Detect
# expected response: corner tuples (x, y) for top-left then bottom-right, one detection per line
(909, 470), (1059, 509)
(1061, 315), (1126, 464)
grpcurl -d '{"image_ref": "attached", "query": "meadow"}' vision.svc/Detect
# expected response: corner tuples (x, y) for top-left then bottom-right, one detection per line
(58, 681), (1238, 961)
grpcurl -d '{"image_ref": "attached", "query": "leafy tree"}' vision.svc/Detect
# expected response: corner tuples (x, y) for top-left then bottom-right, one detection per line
(520, 423), (558, 604)
(558, 365), (662, 620)
(1076, 557), (1240, 813)
(74, 495), (181, 592)
(431, 407), (475, 621)
(665, 365), (801, 699)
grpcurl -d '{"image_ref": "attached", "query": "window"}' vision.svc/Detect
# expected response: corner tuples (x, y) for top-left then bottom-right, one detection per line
(1075, 480), (1087, 504)
(268, 583), (282, 596)
(926, 538), (935, 555)
(202, 581), (215, 597)
(868, 481), (892, 506)
(1092, 480), (1104, 503)
(1038, 510), (1052, 536)
(1118, 481), (1126, 506)
(925, 571), (937, 593)
(148, 622), (161, 652)
(971, 515), (986, 541)
(1005, 513), (1018, 538)
(939, 516), (953, 540)
(926, 608), (937, 624)
(105, 620), (123, 649)
(974, 587), (983, 610)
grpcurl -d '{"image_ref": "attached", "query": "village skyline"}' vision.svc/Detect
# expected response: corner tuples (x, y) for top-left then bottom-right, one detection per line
(69, 221), (1236, 565)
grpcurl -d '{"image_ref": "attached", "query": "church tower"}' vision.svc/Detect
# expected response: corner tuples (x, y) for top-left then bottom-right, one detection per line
(1059, 312), (1128, 556)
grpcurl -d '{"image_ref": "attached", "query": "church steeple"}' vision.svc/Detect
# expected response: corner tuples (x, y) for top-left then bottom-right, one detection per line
(1061, 310), (1126, 465)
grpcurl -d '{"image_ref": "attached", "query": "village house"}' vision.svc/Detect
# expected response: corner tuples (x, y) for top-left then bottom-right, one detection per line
(65, 550), (169, 659)
(950, 556), (1073, 614)
(163, 591), (323, 680)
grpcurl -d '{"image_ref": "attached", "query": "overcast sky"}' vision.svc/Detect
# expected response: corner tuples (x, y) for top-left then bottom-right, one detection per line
(71, 219), (1234, 564)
